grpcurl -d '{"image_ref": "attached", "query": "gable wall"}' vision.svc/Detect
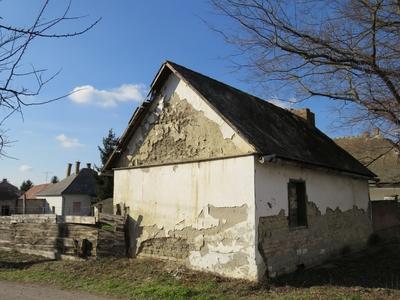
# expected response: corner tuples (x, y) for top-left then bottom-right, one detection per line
(63, 194), (92, 216)
(254, 161), (372, 277)
(116, 73), (254, 168)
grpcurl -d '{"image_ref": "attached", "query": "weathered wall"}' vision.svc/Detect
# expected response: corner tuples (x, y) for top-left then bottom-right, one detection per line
(116, 73), (254, 168)
(114, 155), (258, 280)
(370, 186), (400, 201)
(254, 160), (372, 277)
(0, 214), (125, 259)
(16, 199), (46, 214)
(63, 194), (92, 216)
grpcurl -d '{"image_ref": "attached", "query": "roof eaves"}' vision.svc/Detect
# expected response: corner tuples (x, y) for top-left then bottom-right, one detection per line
(102, 101), (152, 172)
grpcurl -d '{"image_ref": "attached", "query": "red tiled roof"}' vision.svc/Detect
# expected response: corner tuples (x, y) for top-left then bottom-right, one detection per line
(21, 184), (51, 200)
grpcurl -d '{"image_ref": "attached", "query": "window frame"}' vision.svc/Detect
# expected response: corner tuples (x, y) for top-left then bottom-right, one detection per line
(72, 201), (81, 215)
(287, 179), (308, 229)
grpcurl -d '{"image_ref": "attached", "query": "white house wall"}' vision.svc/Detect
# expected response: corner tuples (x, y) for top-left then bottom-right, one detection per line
(114, 155), (258, 281)
(254, 160), (372, 277)
(43, 196), (63, 215)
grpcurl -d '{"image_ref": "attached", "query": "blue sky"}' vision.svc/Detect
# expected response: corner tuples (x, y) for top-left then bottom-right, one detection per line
(1, 0), (350, 187)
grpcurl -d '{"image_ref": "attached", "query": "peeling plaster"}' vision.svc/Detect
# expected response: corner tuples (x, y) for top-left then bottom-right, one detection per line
(125, 93), (246, 167)
(257, 202), (372, 277)
(133, 204), (255, 279)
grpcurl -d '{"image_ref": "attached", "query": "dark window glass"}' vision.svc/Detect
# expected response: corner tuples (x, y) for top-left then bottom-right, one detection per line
(288, 180), (307, 227)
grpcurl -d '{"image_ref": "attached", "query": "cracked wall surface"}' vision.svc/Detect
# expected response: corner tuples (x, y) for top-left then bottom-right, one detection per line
(117, 74), (254, 168)
(258, 203), (372, 277)
(134, 204), (252, 277)
(114, 155), (258, 280)
(254, 161), (372, 278)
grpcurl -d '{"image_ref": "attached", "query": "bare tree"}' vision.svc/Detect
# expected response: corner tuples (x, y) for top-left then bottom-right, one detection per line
(0, 0), (100, 156)
(212, 0), (400, 147)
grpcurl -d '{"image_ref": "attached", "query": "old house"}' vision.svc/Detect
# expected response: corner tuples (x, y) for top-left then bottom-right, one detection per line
(17, 183), (50, 214)
(37, 162), (96, 216)
(103, 61), (375, 281)
(0, 179), (20, 216)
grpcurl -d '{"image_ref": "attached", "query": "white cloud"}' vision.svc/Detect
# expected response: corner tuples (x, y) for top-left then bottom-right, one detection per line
(68, 83), (147, 107)
(19, 165), (32, 172)
(56, 134), (83, 149)
(267, 97), (295, 109)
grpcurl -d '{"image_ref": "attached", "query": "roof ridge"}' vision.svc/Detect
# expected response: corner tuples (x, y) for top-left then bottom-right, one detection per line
(166, 61), (289, 112)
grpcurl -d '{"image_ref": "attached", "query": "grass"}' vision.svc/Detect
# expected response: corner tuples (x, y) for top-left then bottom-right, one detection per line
(1, 243), (400, 299)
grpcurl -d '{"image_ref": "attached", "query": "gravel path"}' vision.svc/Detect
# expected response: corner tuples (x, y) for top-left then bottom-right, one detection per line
(0, 281), (120, 300)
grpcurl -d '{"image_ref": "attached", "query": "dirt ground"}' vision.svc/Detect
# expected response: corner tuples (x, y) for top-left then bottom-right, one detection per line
(0, 240), (400, 299)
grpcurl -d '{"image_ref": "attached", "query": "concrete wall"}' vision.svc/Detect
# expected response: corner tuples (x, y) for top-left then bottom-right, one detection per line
(114, 155), (258, 281)
(370, 186), (400, 201)
(255, 160), (372, 277)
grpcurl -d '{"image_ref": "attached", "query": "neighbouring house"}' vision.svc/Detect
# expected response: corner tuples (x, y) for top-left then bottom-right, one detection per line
(0, 179), (20, 216)
(37, 162), (96, 216)
(335, 131), (400, 201)
(103, 61), (375, 281)
(17, 183), (51, 214)
(335, 132), (400, 232)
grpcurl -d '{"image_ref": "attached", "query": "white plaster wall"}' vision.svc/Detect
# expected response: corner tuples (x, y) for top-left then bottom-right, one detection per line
(44, 196), (63, 215)
(114, 155), (258, 280)
(63, 194), (92, 216)
(254, 159), (371, 273)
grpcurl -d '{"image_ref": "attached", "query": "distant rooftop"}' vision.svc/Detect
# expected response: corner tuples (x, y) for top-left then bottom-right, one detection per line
(37, 168), (97, 197)
(335, 134), (400, 184)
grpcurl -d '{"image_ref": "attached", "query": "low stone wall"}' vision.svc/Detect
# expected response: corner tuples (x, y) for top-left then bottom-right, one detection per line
(0, 214), (126, 259)
(258, 203), (372, 277)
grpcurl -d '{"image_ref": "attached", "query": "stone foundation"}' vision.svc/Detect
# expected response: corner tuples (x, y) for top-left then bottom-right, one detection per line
(258, 202), (372, 277)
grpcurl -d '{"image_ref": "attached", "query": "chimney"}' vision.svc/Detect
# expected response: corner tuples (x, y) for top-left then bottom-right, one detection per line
(362, 130), (370, 138)
(75, 161), (80, 174)
(291, 108), (315, 127)
(2, 178), (7, 183)
(66, 163), (72, 177)
(86, 163), (91, 169)
(373, 127), (381, 137)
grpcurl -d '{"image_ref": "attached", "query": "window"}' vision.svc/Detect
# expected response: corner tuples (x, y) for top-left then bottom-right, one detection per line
(52, 206), (55, 214)
(72, 202), (81, 215)
(288, 180), (307, 228)
(1, 205), (10, 216)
